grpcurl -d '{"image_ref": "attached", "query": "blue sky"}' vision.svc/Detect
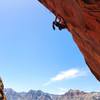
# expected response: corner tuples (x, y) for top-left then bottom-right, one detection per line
(0, 0), (99, 94)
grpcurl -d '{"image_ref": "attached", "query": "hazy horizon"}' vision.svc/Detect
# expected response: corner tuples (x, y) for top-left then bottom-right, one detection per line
(5, 88), (100, 95)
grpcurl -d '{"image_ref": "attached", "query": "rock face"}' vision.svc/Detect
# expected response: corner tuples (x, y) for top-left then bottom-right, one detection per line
(0, 78), (6, 100)
(5, 88), (100, 100)
(38, 0), (100, 81)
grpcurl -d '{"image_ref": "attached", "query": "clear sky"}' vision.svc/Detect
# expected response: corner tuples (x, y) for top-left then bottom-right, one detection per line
(0, 0), (99, 94)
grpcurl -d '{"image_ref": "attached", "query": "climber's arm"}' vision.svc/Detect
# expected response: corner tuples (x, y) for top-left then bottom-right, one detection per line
(52, 21), (56, 30)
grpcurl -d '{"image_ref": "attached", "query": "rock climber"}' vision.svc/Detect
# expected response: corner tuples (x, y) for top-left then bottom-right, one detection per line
(52, 16), (66, 30)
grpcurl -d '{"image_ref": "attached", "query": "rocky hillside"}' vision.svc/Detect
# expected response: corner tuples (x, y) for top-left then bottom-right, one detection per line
(38, 0), (100, 81)
(5, 89), (100, 100)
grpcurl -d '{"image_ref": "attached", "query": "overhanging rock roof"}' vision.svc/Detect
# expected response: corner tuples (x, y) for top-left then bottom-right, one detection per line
(38, 0), (100, 81)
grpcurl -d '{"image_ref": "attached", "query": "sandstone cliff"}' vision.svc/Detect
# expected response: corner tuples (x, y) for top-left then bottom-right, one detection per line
(38, 0), (100, 81)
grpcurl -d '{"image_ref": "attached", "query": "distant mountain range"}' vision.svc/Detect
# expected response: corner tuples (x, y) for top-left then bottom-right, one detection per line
(5, 88), (100, 100)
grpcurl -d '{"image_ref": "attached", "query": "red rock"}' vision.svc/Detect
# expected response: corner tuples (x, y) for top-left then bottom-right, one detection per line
(38, 0), (100, 81)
